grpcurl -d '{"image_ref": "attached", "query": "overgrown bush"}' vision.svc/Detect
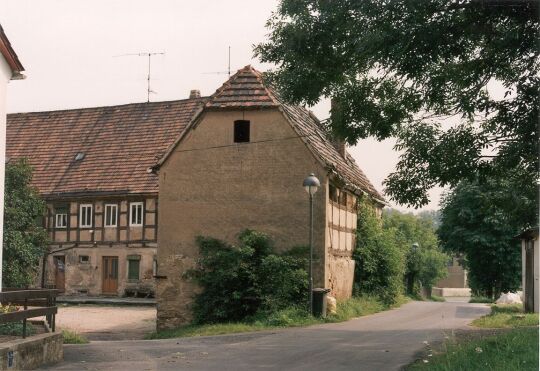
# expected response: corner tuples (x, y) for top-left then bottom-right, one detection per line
(354, 201), (405, 305)
(188, 230), (308, 324)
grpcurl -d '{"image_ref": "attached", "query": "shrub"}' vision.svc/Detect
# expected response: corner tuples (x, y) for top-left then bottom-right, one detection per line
(188, 230), (308, 324)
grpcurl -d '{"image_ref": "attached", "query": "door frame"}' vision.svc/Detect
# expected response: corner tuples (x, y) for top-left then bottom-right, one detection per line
(102, 256), (119, 295)
(53, 255), (66, 293)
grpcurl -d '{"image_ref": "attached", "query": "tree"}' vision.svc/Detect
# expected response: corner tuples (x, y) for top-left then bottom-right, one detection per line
(382, 209), (448, 294)
(255, 0), (538, 214)
(438, 177), (525, 298)
(3, 160), (48, 288)
(354, 201), (404, 305)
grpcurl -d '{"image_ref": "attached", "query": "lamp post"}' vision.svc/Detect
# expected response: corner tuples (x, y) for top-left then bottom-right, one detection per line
(303, 173), (320, 315)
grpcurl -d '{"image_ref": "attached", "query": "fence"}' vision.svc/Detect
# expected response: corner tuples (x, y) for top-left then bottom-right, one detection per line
(0, 289), (58, 338)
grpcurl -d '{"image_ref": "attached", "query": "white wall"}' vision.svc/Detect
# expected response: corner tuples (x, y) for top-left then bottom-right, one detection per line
(0, 56), (11, 290)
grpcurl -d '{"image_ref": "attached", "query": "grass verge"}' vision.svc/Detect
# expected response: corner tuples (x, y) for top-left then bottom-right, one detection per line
(407, 328), (538, 370)
(146, 294), (408, 340)
(62, 329), (89, 344)
(469, 296), (494, 304)
(472, 304), (539, 329)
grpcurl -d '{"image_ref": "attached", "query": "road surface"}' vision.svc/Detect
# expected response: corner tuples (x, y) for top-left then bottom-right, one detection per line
(45, 301), (489, 371)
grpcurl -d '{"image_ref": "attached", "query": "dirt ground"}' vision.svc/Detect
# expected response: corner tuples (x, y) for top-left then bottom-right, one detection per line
(55, 305), (156, 341)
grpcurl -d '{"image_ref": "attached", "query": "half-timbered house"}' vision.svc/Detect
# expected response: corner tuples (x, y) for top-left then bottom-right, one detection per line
(6, 95), (204, 296)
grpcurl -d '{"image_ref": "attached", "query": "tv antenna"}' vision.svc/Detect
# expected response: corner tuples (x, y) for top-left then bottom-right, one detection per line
(114, 51), (165, 102)
(202, 46), (231, 77)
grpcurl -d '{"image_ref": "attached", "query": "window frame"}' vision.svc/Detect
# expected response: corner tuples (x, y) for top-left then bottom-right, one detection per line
(79, 255), (90, 264)
(55, 213), (67, 229)
(129, 202), (144, 227)
(104, 204), (118, 227)
(127, 256), (141, 281)
(233, 120), (250, 143)
(79, 204), (93, 228)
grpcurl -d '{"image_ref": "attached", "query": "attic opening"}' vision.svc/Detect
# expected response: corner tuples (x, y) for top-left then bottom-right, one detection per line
(234, 120), (250, 143)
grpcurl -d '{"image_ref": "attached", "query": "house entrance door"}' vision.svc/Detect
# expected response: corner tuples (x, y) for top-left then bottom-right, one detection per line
(102, 256), (119, 295)
(525, 241), (534, 313)
(54, 256), (65, 293)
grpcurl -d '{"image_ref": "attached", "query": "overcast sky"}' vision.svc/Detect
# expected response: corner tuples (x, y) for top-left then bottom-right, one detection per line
(1, 0), (442, 211)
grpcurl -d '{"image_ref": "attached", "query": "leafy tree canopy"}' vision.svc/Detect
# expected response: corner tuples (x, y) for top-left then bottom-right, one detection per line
(438, 177), (525, 298)
(3, 160), (48, 288)
(256, 0), (538, 211)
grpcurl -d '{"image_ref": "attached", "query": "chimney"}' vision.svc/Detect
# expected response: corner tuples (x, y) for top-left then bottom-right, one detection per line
(330, 98), (347, 158)
(189, 89), (201, 99)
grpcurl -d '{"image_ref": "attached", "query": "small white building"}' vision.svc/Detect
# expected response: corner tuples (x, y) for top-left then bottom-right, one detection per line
(518, 227), (539, 313)
(0, 24), (25, 290)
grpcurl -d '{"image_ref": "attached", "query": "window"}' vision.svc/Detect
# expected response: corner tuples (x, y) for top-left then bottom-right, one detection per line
(234, 120), (250, 143)
(55, 205), (68, 228)
(127, 256), (140, 280)
(79, 255), (90, 264)
(130, 202), (144, 226)
(79, 204), (93, 228)
(104, 204), (118, 227)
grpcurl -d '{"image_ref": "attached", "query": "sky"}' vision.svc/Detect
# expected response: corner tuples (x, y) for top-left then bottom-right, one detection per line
(0, 0), (443, 211)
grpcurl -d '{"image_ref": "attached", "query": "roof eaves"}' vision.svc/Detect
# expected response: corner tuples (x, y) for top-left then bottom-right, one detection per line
(0, 24), (24, 79)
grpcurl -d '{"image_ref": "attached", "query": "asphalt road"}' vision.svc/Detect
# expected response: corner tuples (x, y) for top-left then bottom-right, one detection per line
(45, 301), (489, 371)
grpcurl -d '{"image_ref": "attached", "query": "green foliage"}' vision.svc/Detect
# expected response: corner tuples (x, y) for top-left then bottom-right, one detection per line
(188, 230), (308, 324)
(469, 296), (495, 304)
(354, 201), (404, 305)
(256, 1), (538, 216)
(383, 209), (448, 293)
(0, 322), (35, 337)
(408, 329), (538, 371)
(3, 160), (49, 288)
(439, 178), (524, 298)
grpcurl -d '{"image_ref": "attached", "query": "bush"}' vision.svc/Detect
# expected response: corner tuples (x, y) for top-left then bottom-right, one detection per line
(188, 230), (308, 324)
(0, 322), (35, 336)
(354, 201), (405, 305)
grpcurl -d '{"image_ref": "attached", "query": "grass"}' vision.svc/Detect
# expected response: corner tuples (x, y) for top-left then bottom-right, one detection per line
(472, 304), (539, 329)
(62, 329), (89, 344)
(407, 328), (538, 370)
(429, 295), (446, 302)
(146, 294), (408, 340)
(469, 296), (494, 304)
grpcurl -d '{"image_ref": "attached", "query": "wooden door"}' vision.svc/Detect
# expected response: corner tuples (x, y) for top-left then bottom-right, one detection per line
(102, 256), (119, 295)
(525, 241), (535, 313)
(54, 256), (65, 293)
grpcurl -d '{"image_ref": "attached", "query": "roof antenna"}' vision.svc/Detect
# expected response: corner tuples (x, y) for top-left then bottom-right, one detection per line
(202, 46), (232, 76)
(114, 51), (165, 102)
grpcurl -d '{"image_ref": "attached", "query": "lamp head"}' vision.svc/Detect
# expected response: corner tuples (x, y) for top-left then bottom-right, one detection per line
(303, 173), (321, 196)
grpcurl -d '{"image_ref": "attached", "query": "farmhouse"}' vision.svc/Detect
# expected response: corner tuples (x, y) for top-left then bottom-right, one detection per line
(6, 66), (384, 325)
(154, 66), (384, 328)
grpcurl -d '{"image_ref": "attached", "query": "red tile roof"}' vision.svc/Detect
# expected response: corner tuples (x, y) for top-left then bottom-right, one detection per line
(7, 99), (205, 197)
(7, 65), (384, 203)
(205, 66), (279, 109)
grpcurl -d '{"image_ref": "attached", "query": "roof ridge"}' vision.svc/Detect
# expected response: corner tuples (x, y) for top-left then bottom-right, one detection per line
(8, 96), (209, 116)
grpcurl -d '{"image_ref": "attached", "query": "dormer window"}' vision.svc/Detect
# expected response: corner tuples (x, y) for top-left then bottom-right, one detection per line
(234, 120), (250, 143)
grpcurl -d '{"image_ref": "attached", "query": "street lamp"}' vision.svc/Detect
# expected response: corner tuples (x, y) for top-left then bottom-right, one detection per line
(303, 173), (320, 315)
